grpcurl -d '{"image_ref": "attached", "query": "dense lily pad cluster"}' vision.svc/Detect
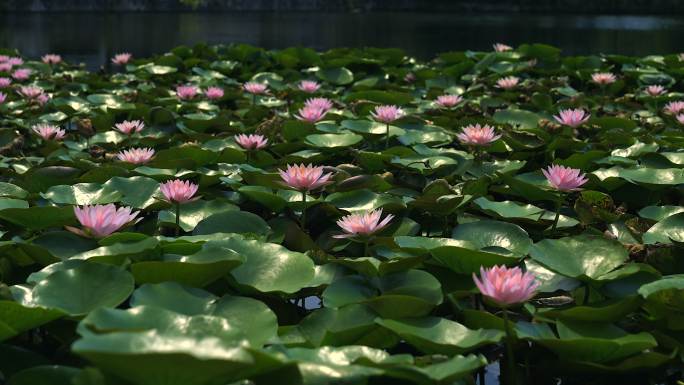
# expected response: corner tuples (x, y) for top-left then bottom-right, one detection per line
(0, 42), (684, 385)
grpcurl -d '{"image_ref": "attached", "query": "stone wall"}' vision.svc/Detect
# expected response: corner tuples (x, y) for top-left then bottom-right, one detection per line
(2, 0), (684, 13)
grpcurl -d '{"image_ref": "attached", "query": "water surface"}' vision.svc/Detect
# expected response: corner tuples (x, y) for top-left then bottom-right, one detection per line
(1, 12), (684, 68)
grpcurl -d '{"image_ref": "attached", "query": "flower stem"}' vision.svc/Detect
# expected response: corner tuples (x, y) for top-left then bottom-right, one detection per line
(442, 216), (450, 237)
(502, 309), (517, 385)
(300, 191), (307, 229)
(550, 196), (562, 233)
(175, 202), (181, 237)
(252, 94), (257, 106)
(363, 238), (369, 257)
(385, 123), (390, 149)
(583, 282), (591, 305)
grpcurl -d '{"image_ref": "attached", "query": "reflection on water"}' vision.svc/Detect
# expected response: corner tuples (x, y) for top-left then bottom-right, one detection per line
(1, 12), (683, 67)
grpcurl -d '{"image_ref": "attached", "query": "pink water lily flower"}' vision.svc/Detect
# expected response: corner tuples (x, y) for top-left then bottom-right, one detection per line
(111, 53), (132, 65)
(404, 72), (416, 83)
(334, 209), (394, 238)
(0, 55), (8, 62)
(279, 164), (333, 191)
(67, 204), (140, 238)
(591, 72), (616, 85)
(235, 134), (268, 150)
(114, 120), (145, 135)
(298, 80), (320, 93)
(676, 114), (684, 125)
(42, 54), (62, 65)
(243, 82), (268, 95)
(117, 148), (155, 164)
(371, 105), (404, 123)
(457, 124), (501, 146)
(473, 265), (539, 307)
(645, 85), (666, 96)
(493, 43), (513, 52)
(160, 179), (199, 204)
(296, 105), (327, 123)
(8, 57), (23, 66)
(0, 77), (11, 88)
(553, 108), (590, 128)
(496, 76), (519, 89)
(176, 85), (198, 100)
(18, 85), (44, 100)
(435, 94), (463, 108)
(664, 101), (684, 115)
(0, 63), (11, 72)
(12, 68), (31, 81)
(32, 123), (66, 141)
(543, 164), (588, 191)
(0, 92), (5, 104)
(304, 97), (333, 111)
(204, 86), (224, 100)
(37, 93), (50, 106)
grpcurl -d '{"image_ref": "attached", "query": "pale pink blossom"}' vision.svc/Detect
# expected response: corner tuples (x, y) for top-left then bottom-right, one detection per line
(295, 105), (327, 123)
(32, 123), (65, 141)
(677, 114), (684, 125)
(371, 105), (404, 123)
(591, 72), (616, 85)
(18, 86), (44, 100)
(664, 101), (684, 115)
(0, 77), (12, 88)
(67, 204), (140, 238)
(493, 43), (513, 52)
(176, 85), (198, 100)
(457, 124), (501, 146)
(204, 86), (224, 100)
(111, 53), (132, 65)
(553, 108), (590, 128)
(0, 92), (6, 104)
(404, 72), (416, 83)
(0, 63), (12, 72)
(0, 55), (8, 63)
(542, 164), (588, 191)
(645, 85), (666, 96)
(473, 265), (539, 307)
(235, 134), (268, 150)
(41, 54), (62, 65)
(334, 209), (394, 238)
(8, 57), (23, 66)
(36, 93), (50, 106)
(114, 120), (145, 135)
(243, 82), (268, 95)
(304, 97), (333, 111)
(496, 76), (519, 89)
(12, 69), (31, 81)
(117, 148), (155, 164)
(298, 80), (320, 93)
(435, 94), (463, 108)
(279, 164), (333, 191)
(160, 179), (199, 203)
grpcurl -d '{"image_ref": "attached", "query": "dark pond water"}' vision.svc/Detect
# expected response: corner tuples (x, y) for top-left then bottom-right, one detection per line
(2, 12), (684, 68)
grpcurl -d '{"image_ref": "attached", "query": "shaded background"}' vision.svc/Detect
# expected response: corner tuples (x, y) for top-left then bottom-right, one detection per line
(1, 1), (684, 68)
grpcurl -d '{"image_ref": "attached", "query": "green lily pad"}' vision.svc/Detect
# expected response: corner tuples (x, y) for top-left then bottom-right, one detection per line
(375, 316), (503, 354)
(642, 212), (684, 244)
(529, 235), (628, 281)
(12, 261), (134, 316)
